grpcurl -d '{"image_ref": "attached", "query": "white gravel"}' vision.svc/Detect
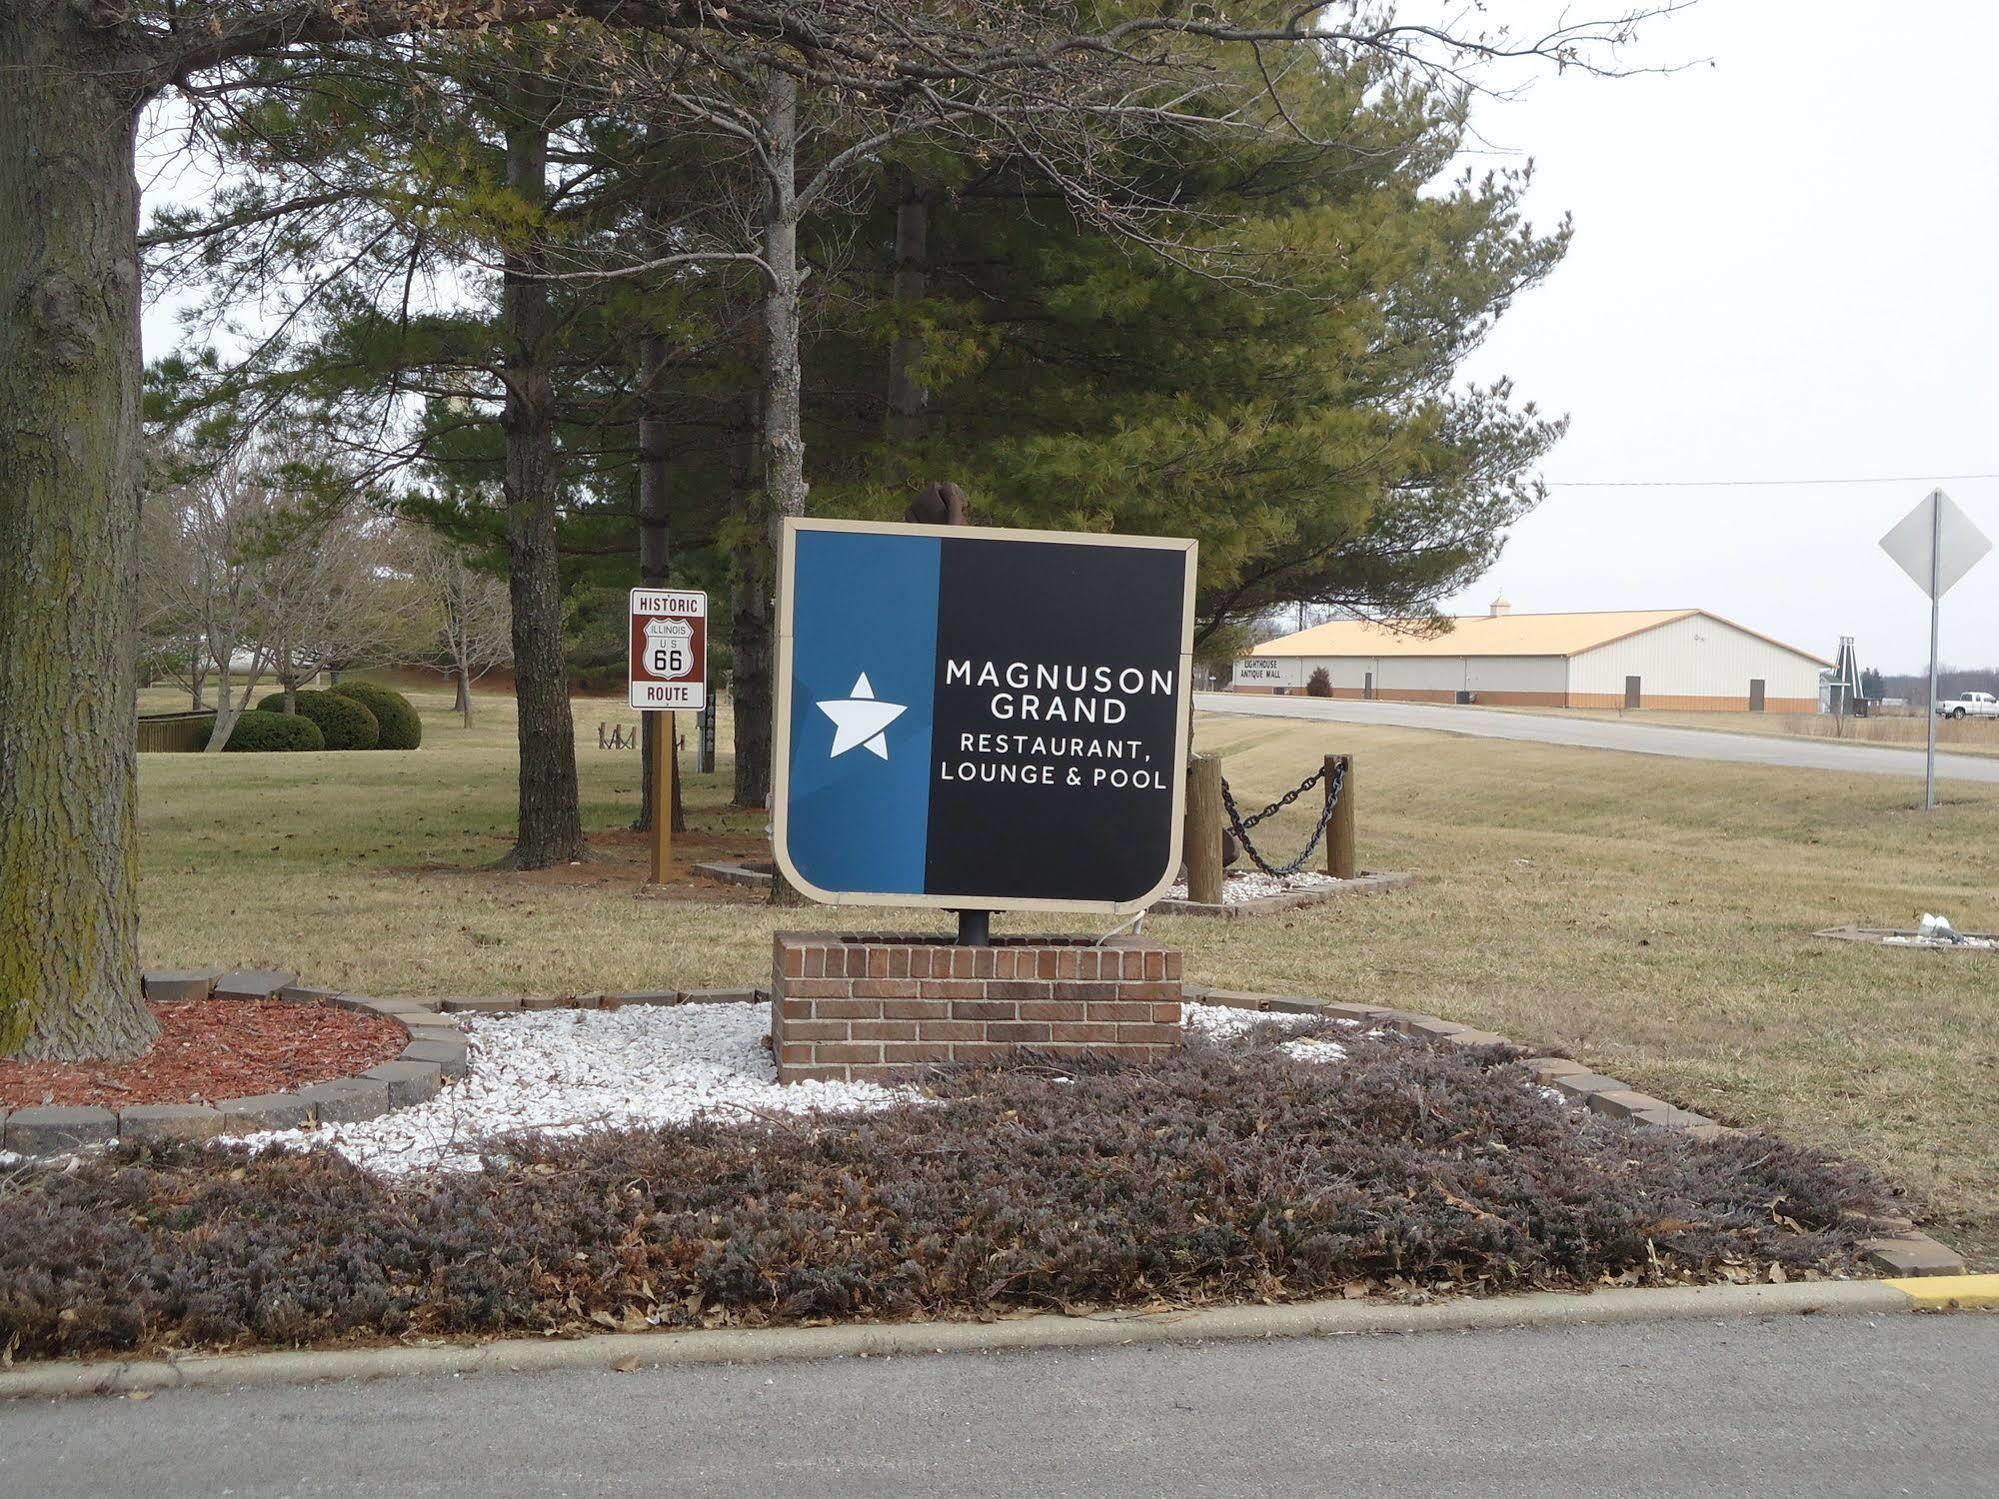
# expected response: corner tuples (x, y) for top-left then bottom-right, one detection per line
(1161, 871), (1339, 904)
(1181, 1000), (1347, 1063)
(224, 1002), (908, 1176)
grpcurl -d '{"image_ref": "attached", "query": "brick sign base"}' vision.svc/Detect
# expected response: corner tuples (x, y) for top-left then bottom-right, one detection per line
(771, 933), (1183, 1083)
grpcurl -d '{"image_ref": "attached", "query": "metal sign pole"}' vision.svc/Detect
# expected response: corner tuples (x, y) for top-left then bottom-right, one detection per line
(1926, 489), (1942, 811)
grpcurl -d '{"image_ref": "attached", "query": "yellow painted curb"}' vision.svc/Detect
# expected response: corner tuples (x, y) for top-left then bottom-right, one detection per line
(1884, 1274), (1999, 1310)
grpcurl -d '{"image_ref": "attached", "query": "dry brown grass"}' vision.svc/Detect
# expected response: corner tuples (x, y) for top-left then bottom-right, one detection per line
(135, 683), (1999, 1266)
(1490, 703), (1999, 757)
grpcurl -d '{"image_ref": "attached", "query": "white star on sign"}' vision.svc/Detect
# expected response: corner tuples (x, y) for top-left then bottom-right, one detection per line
(815, 672), (907, 760)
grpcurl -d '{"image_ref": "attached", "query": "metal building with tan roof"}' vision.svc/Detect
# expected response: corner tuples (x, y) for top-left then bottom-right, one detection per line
(1233, 596), (1832, 712)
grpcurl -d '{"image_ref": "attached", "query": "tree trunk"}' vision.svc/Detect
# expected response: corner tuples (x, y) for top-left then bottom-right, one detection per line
(497, 90), (587, 869)
(730, 382), (774, 810)
(634, 329), (676, 834)
(760, 68), (807, 521)
(0, 10), (156, 1059)
(455, 665), (472, 723)
(886, 169), (930, 444)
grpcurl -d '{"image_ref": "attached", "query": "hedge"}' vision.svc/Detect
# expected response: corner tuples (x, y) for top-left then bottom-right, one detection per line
(1306, 667), (1334, 698)
(327, 681), (422, 750)
(256, 689), (378, 751)
(210, 709), (324, 753)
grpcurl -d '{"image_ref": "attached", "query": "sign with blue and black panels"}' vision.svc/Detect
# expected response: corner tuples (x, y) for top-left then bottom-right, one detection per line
(773, 518), (1197, 912)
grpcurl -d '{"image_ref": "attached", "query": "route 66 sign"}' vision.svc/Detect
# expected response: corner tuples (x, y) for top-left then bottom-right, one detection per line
(628, 589), (708, 711)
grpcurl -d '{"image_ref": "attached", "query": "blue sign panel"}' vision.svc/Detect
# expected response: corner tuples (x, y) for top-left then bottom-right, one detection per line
(773, 518), (1196, 913)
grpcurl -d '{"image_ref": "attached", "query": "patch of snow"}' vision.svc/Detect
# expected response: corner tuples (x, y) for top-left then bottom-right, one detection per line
(1181, 1001), (1345, 1062)
(223, 1002), (908, 1176)
(1161, 871), (1339, 904)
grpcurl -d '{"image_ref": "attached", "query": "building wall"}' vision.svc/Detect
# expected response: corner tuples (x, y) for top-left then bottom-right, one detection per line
(1569, 615), (1824, 711)
(1230, 653), (1566, 704)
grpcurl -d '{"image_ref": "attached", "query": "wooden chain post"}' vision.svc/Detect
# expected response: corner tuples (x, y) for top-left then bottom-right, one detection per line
(1185, 752), (1225, 904)
(649, 711), (673, 883)
(1325, 753), (1356, 880)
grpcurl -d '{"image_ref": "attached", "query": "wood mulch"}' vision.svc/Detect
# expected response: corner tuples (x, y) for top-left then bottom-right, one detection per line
(0, 1001), (408, 1109)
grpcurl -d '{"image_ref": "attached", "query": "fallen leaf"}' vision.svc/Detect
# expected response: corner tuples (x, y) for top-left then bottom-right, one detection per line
(612, 1354), (641, 1373)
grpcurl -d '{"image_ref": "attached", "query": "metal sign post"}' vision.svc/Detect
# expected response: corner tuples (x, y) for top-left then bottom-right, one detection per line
(629, 588), (709, 880)
(1879, 489), (1992, 810)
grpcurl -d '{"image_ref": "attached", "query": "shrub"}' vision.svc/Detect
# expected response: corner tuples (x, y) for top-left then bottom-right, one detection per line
(1306, 667), (1333, 697)
(210, 709), (324, 753)
(256, 689), (378, 750)
(327, 681), (422, 750)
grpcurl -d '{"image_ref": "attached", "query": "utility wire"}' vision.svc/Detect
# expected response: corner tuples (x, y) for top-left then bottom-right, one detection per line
(1547, 472), (1999, 489)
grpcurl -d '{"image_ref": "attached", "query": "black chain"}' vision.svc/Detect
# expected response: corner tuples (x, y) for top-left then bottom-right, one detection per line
(1219, 759), (1347, 878)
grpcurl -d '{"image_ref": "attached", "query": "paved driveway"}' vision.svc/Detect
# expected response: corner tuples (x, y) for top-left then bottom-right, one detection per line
(1196, 692), (1999, 785)
(5, 1315), (1996, 1497)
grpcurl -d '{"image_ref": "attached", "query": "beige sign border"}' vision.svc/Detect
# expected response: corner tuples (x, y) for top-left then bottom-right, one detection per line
(772, 517), (1198, 915)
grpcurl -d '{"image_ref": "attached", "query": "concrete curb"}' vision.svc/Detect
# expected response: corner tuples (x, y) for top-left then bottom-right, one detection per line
(0, 1280), (1944, 1402)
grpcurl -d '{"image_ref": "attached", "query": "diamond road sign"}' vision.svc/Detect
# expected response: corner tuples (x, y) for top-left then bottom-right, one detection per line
(772, 518), (1197, 913)
(1879, 489), (1991, 600)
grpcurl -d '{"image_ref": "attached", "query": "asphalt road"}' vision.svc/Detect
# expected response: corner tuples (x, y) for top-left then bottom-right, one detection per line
(7, 1314), (1996, 1497)
(1194, 691), (1999, 785)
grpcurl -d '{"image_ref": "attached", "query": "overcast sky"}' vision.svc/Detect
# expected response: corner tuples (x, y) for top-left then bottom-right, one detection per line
(137, 3), (1997, 674)
(1442, 0), (1999, 673)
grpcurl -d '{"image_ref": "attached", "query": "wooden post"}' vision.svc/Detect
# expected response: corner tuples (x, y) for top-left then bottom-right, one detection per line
(1185, 753), (1225, 904)
(1325, 753), (1356, 880)
(649, 712), (673, 883)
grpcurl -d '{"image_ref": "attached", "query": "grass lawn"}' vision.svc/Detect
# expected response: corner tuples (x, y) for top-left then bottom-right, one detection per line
(135, 683), (1999, 1267)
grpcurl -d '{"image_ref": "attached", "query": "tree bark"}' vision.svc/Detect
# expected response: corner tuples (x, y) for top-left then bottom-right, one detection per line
(760, 69), (808, 521)
(886, 169), (930, 444)
(497, 88), (587, 869)
(0, 9), (156, 1059)
(730, 381), (774, 810)
(633, 330), (682, 834)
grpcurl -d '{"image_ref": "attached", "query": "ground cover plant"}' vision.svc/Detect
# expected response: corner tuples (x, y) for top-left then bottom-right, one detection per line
(0, 1033), (1889, 1362)
(126, 685), (1999, 1266)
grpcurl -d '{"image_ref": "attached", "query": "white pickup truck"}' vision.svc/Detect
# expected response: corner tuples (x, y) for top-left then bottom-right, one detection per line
(1936, 691), (1999, 719)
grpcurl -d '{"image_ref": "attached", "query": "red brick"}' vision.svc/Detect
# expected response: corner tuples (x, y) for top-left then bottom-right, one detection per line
(1053, 981), (1120, 1003)
(909, 948), (932, 979)
(803, 948), (826, 979)
(853, 979), (921, 999)
(1118, 981), (1179, 1002)
(923, 979), (985, 1000)
(916, 1019), (985, 1041)
(1074, 950), (1103, 980)
(990, 950), (1017, 979)
(951, 1000), (1017, 1021)
(1116, 1022), (1180, 1045)
(881, 999), (948, 1020)
(781, 947), (805, 978)
(1055, 949), (1080, 978)
(851, 1019), (918, 1041)
(1048, 1022), (1118, 1044)
(1144, 950), (1164, 981)
(780, 978), (851, 999)
(985, 981), (1052, 1002)
(818, 1042), (882, 1064)
(879, 1042), (954, 1064)
(866, 948), (888, 979)
(779, 1043), (815, 1065)
(1036, 951), (1060, 978)
(1019, 1001), (1086, 1022)
(1086, 1001), (1152, 1023)
(888, 947), (910, 978)
(1123, 951), (1146, 979)
(1164, 951), (1184, 980)
(986, 1021), (1050, 1043)
(787, 1019), (850, 1041)
(971, 949), (994, 977)
(817, 998), (883, 1020)
(953, 949), (977, 978)
(1151, 1003), (1184, 1024)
